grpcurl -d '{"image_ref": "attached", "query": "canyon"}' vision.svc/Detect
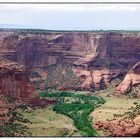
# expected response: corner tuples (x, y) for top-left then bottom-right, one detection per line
(0, 29), (140, 137)
(0, 29), (140, 93)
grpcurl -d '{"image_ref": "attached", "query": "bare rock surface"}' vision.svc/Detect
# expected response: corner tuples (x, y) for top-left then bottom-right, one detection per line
(0, 59), (39, 103)
(116, 62), (140, 95)
(0, 30), (140, 90)
(93, 115), (140, 136)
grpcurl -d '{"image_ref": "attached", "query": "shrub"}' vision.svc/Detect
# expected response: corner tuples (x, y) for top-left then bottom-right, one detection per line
(45, 91), (105, 136)
(39, 91), (48, 97)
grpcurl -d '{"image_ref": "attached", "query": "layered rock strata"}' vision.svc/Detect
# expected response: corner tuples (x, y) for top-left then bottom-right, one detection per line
(0, 30), (140, 90)
(0, 59), (39, 103)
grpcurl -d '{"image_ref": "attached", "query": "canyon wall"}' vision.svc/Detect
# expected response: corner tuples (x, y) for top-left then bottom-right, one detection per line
(0, 59), (38, 103)
(0, 59), (39, 126)
(116, 61), (140, 96)
(0, 30), (140, 90)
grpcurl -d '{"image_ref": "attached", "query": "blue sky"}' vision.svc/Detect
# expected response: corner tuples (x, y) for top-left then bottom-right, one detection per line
(0, 4), (140, 30)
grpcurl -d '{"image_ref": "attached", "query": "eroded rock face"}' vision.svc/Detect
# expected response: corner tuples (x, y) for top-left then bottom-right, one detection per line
(0, 59), (39, 103)
(73, 67), (123, 90)
(0, 30), (140, 90)
(116, 62), (140, 95)
(0, 59), (39, 126)
(93, 116), (140, 137)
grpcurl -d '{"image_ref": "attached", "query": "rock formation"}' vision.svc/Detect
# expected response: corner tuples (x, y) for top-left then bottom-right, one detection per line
(93, 115), (140, 137)
(0, 59), (39, 126)
(0, 59), (59, 127)
(116, 61), (140, 96)
(0, 29), (140, 90)
(0, 59), (39, 103)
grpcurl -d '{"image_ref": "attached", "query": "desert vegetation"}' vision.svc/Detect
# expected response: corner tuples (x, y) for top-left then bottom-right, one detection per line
(124, 102), (140, 119)
(45, 64), (83, 90)
(0, 108), (31, 136)
(124, 85), (140, 99)
(39, 91), (106, 136)
(1, 28), (140, 34)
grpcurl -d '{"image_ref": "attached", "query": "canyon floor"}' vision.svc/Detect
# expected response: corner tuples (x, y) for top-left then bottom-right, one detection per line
(17, 107), (80, 137)
(91, 89), (140, 136)
(15, 89), (140, 137)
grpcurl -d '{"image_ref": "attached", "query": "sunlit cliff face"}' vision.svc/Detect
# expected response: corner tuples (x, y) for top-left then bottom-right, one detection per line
(0, 30), (140, 91)
(0, 60), (38, 103)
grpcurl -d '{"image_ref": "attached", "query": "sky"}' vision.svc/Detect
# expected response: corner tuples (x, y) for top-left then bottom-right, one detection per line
(1, 0), (140, 2)
(0, 3), (140, 30)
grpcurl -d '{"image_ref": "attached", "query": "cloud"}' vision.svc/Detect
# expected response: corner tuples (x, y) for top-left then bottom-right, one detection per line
(19, 4), (139, 12)
(0, 4), (138, 13)
(0, 5), (23, 12)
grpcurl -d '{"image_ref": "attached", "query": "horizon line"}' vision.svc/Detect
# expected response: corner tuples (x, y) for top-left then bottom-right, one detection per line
(1, 28), (140, 32)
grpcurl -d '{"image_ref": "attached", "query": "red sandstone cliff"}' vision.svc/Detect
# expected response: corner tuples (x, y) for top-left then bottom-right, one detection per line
(0, 30), (140, 90)
(0, 59), (38, 103)
(116, 61), (140, 95)
(0, 59), (39, 126)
